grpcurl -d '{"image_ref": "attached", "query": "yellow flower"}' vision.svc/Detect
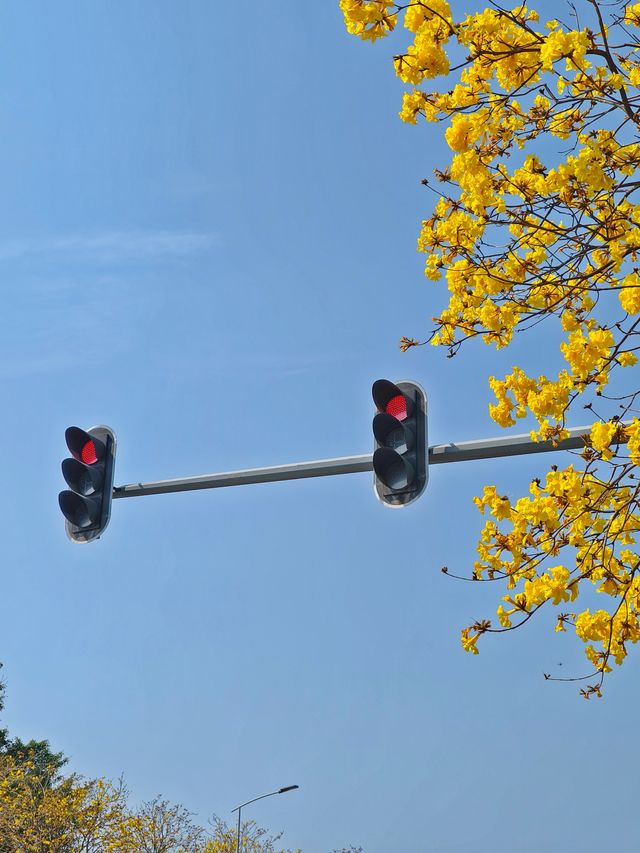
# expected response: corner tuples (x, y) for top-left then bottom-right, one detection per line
(590, 421), (618, 457)
(540, 29), (588, 72)
(625, 3), (640, 27)
(497, 604), (513, 627)
(461, 628), (480, 654)
(339, 0), (396, 41)
(619, 273), (640, 314)
(625, 419), (640, 465)
(404, 0), (452, 33)
(618, 351), (637, 367)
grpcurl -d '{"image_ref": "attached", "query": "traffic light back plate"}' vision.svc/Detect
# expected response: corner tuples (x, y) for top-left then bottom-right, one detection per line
(62, 425), (117, 543)
(373, 380), (428, 508)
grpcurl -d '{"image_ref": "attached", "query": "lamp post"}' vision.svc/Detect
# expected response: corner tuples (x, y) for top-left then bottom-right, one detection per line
(231, 785), (299, 853)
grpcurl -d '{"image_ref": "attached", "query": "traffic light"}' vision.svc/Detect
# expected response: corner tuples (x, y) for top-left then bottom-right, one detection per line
(59, 425), (117, 543)
(372, 379), (428, 507)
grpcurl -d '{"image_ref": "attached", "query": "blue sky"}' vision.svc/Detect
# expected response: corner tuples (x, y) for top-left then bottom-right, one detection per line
(1, 2), (638, 852)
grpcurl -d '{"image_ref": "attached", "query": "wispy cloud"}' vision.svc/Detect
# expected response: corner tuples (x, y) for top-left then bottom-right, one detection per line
(0, 229), (221, 265)
(0, 228), (223, 380)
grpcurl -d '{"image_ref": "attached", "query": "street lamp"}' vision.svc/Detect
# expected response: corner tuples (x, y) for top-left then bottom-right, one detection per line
(231, 785), (299, 853)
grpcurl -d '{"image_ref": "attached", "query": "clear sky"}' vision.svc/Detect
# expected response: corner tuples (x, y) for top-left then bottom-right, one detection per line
(1, 2), (638, 852)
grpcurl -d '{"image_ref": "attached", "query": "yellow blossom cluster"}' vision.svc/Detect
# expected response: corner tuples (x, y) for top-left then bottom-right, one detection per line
(470, 459), (640, 673)
(339, 0), (396, 41)
(625, 3), (640, 26)
(342, 1), (640, 692)
(488, 368), (572, 428)
(394, 0), (452, 83)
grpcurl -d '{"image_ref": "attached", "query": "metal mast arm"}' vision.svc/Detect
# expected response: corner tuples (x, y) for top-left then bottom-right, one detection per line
(112, 423), (616, 499)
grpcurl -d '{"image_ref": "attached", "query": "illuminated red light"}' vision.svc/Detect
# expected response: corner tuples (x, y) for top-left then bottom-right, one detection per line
(81, 440), (98, 465)
(385, 394), (408, 421)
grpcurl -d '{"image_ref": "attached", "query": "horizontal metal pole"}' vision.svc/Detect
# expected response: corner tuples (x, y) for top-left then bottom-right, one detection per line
(429, 422), (600, 464)
(112, 423), (615, 499)
(112, 454), (373, 498)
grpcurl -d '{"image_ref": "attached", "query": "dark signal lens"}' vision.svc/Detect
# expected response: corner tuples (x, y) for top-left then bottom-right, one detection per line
(385, 394), (407, 421)
(81, 440), (98, 465)
(386, 427), (408, 453)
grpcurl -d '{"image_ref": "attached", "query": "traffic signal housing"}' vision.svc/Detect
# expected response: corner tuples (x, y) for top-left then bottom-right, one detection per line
(59, 425), (117, 543)
(372, 379), (428, 507)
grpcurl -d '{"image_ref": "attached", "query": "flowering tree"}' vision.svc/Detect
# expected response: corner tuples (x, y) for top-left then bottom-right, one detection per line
(0, 669), (331, 852)
(0, 758), (303, 853)
(340, 0), (640, 695)
(0, 754), (130, 852)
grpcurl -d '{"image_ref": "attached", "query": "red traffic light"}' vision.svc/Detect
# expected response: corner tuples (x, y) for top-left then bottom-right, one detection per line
(385, 394), (408, 421)
(65, 427), (105, 465)
(372, 379), (428, 508)
(81, 440), (98, 465)
(372, 379), (414, 421)
(59, 425), (117, 544)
